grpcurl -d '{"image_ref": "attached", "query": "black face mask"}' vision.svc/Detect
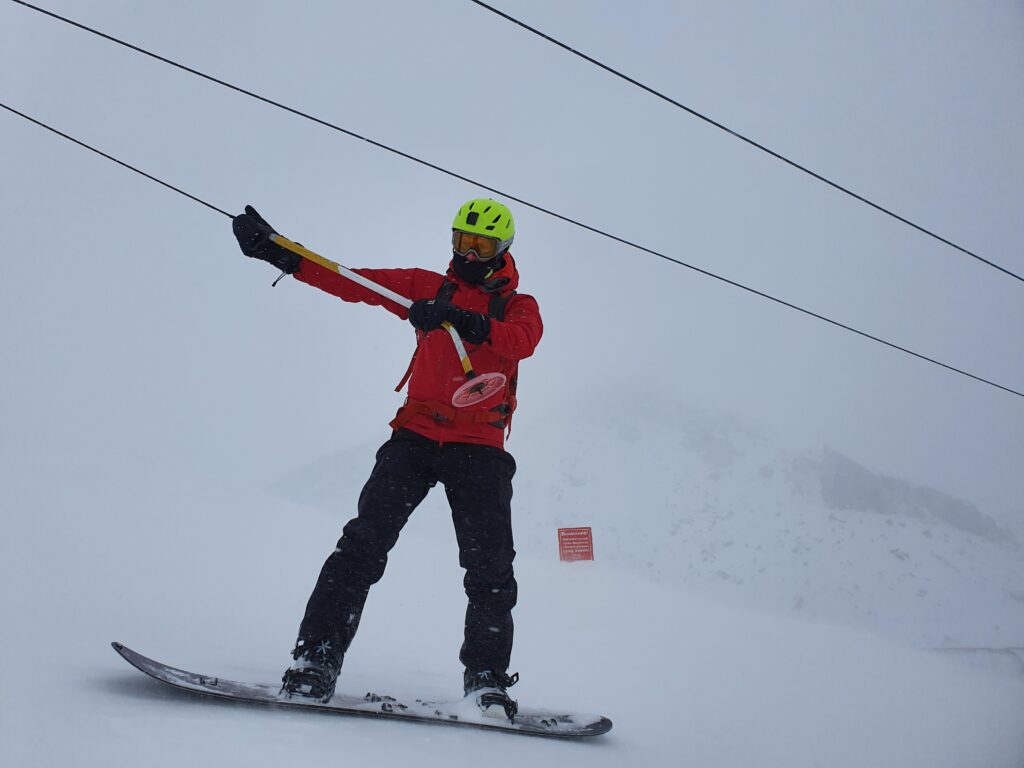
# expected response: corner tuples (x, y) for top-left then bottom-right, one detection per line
(452, 252), (504, 284)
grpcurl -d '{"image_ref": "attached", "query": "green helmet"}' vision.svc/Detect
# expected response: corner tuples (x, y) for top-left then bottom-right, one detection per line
(453, 198), (515, 248)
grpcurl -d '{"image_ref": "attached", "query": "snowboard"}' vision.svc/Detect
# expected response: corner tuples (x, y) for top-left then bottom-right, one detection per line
(111, 642), (612, 738)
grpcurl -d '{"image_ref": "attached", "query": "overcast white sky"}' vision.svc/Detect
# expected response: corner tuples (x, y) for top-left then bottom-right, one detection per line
(2, 1), (1022, 528)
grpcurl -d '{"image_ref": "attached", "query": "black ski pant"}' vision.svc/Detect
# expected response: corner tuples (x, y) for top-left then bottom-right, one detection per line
(296, 428), (518, 675)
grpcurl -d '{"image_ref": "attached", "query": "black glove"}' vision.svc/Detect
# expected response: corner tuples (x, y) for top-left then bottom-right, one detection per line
(447, 305), (491, 344)
(408, 299), (490, 344)
(232, 205), (301, 274)
(408, 298), (449, 331)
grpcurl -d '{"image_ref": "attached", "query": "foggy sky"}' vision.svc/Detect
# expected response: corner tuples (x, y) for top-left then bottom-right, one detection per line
(1, 1), (1022, 531)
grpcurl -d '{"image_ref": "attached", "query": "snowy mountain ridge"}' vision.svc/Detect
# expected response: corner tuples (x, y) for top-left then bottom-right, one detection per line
(272, 392), (1024, 649)
(800, 447), (1015, 545)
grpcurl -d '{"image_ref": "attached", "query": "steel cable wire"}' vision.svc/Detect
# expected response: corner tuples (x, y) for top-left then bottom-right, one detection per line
(468, 0), (1024, 285)
(2, 101), (1021, 400)
(3, 1), (1023, 400)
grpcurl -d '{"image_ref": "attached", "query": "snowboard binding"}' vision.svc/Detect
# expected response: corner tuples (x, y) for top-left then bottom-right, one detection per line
(464, 669), (519, 722)
(280, 639), (343, 703)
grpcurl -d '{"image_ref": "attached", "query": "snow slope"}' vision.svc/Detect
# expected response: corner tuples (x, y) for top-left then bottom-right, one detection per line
(275, 386), (1024, 649)
(4, 391), (1023, 768)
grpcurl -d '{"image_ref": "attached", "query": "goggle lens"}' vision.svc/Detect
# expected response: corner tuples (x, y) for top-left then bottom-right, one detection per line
(452, 231), (500, 261)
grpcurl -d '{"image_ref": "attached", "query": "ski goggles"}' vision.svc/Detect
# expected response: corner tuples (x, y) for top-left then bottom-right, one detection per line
(452, 230), (503, 261)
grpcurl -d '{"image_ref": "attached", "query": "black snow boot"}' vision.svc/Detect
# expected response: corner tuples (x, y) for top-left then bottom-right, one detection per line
(464, 668), (519, 721)
(280, 638), (343, 702)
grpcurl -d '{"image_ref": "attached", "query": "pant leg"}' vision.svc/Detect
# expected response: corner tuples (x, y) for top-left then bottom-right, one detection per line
(440, 442), (518, 674)
(297, 430), (438, 651)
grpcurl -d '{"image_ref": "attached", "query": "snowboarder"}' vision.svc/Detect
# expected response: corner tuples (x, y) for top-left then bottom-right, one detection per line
(231, 199), (542, 720)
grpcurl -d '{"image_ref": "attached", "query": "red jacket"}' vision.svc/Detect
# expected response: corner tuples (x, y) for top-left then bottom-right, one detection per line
(294, 253), (542, 450)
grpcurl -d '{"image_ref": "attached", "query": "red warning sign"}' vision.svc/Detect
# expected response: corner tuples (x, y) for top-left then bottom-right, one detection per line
(558, 527), (594, 562)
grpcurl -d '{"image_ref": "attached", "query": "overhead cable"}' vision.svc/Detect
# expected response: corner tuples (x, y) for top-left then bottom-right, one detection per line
(3, 101), (1021, 401)
(468, 0), (1024, 286)
(0, 103), (230, 218)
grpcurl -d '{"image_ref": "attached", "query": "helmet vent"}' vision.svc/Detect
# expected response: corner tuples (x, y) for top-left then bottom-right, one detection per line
(454, 198), (514, 241)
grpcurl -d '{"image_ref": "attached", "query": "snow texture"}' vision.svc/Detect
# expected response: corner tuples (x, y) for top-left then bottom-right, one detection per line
(3, 397), (1024, 767)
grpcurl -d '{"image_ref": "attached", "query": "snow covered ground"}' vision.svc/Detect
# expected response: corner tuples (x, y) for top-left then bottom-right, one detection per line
(3, 397), (1024, 767)
(276, 387), (1024, 649)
